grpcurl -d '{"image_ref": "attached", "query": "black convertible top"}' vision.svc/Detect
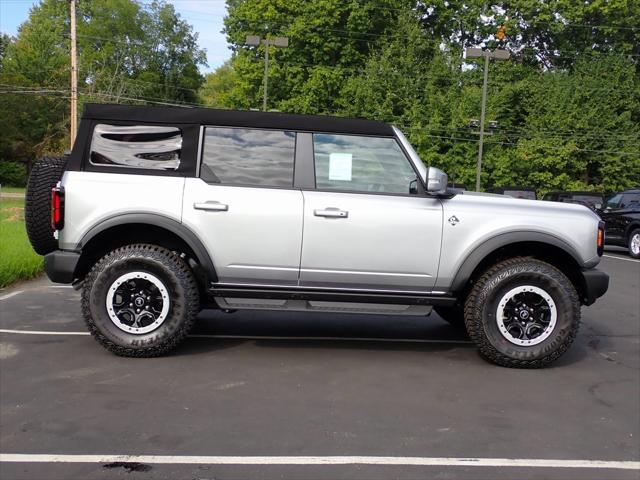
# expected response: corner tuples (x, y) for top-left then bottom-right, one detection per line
(81, 103), (395, 136)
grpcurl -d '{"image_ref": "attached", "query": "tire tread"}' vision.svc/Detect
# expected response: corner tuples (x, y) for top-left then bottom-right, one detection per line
(464, 256), (580, 368)
(81, 244), (199, 357)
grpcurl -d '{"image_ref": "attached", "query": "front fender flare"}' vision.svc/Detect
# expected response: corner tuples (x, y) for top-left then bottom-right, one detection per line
(449, 231), (585, 292)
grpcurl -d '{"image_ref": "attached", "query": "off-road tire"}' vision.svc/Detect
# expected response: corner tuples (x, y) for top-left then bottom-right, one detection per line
(628, 228), (640, 259)
(81, 244), (199, 357)
(434, 304), (465, 327)
(25, 155), (68, 255)
(464, 257), (580, 368)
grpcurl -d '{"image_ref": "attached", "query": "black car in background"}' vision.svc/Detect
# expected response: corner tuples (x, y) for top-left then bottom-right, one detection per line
(542, 191), (604, 211)
(490, 186), (537, 199)
(599, 189), (640, 258)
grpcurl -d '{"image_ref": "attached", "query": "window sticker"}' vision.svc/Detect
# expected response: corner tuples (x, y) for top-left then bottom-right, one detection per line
(328, 153), (352, 181)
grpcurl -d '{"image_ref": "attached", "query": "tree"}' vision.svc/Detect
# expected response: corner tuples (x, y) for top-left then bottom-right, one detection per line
(199, 61), (239, 108)
(221, 0), (415, 112)
(0, 0), (206, 177)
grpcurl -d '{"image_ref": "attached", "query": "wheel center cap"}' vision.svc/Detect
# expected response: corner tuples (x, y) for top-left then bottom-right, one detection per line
(134, 297), (145, 307)
(519, 310), (530, 320)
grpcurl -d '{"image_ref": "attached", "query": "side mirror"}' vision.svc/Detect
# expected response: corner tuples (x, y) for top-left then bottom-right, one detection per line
(424, 167), (448, 195)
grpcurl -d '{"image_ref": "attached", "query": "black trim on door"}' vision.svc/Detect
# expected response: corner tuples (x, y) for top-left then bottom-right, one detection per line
(293, 132), (315, 189)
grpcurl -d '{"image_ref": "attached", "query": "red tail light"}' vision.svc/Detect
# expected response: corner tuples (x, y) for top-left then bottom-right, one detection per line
(51, 184), (65, 231)
(597, 221), (605, 256)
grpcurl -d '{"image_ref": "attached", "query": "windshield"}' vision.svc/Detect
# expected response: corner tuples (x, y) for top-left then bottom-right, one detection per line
(604, 194), (622, 209)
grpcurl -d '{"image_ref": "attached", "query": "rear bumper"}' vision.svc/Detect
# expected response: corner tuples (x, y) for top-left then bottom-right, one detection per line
(580, 268), (609, 306)
(44, 250), (80, 284)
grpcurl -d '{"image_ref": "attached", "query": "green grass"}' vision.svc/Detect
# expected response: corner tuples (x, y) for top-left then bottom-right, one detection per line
(0, 197), (43, 287)
(0, 186), (26, 194)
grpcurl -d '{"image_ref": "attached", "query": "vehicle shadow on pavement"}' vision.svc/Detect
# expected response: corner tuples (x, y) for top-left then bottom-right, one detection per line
(175, 309), (474, 359)
(171, 308), (591, 367)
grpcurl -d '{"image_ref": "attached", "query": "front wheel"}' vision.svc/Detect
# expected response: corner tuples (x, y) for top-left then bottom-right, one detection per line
(81, 244), (199, 357)
(628, 229), (640, 259)
(464, 257), (580, 368)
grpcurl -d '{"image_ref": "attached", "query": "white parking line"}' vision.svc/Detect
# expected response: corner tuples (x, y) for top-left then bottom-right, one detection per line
(603, 254), (640, 263)
(0, 454), (638, 470)
(48, 285), (75, 289)
(0, 329), (473, 344)
(0, 291), (23, 301)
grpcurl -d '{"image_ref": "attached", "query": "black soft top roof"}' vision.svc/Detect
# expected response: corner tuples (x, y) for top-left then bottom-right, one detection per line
(81, 103), (395, 136)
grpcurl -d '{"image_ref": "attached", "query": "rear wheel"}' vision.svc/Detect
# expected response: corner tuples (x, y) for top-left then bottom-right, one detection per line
(25, 155), (68, 255)
(81, 244), (199, 357)
(628, 229), (640, 259)
(464, 257), (580, 368)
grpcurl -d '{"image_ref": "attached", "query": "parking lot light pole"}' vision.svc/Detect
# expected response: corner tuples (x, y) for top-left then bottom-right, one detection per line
(246, 35), (289, 111)
(465, 47), (509, 191)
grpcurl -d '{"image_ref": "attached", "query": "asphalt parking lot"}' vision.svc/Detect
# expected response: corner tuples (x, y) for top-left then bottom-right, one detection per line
(1, 251), (639, 480)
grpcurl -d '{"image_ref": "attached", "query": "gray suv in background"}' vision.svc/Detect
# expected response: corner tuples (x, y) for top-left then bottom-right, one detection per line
(25, 104), (609, 368)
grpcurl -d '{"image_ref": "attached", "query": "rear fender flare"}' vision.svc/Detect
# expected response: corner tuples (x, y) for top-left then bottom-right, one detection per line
(76, 213), (218, 282)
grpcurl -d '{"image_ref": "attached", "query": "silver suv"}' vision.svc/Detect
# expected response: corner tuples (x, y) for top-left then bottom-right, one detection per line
(25, 104), (609, 367)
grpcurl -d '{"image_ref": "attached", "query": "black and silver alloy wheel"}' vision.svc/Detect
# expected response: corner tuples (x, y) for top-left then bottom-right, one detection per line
(496, 285), (557, 346)
(82, 244), (199, 357)
(464, 257), (580, 368)
(106, 272), (170, 334)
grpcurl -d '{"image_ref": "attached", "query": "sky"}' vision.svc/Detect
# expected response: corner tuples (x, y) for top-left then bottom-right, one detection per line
(0, 0), (232, 73)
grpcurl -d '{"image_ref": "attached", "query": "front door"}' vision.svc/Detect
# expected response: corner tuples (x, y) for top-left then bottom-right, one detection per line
(299, 133), (443, 292)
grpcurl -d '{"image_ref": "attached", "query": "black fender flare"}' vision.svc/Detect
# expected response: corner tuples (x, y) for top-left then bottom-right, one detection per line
(76, 213), (218, 282)
(449, 231), (585, 292)
(624, 221), (640, 241)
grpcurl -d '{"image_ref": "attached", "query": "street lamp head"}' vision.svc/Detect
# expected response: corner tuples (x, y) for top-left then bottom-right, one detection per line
(245, 35), (261, 46)
(491, 49), (510, 60)
(465, 47), (483, 59)
(464, 47), (510, 60)
(272, 36), (289, 48)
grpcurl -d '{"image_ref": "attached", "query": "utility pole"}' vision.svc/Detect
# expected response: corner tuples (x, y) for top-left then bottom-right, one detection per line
(69, 0), (78, 148)
(245, 35), (289, 111)
(262, 39), (269, 112)
(465, 47), (509, 191)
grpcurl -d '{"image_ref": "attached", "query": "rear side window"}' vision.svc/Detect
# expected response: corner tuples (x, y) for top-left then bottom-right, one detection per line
(200, 127), (296, 187)
(90, 124), (182, 170)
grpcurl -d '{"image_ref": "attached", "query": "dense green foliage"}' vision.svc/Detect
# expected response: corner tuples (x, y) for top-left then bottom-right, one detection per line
(0, 161), (27, 187)
(0, 197), (43, 288)
(1, 0), (638, 193)
(0, 0), (206, 179)
(201, 0), (640, 193)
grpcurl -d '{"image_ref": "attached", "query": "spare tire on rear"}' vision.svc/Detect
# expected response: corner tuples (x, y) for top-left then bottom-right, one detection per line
(25, 155), (68, 255)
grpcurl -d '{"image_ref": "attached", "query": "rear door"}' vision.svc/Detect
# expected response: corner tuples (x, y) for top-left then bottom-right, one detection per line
(182, 127), (303, 286)
(299, 133), (443, 292)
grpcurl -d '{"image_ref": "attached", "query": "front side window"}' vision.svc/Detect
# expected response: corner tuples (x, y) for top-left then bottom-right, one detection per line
(201, 127), (296, 187)
(90, 124), (181, 170)
(312, 133), (417, 194)
(621, 194), (640, 208)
